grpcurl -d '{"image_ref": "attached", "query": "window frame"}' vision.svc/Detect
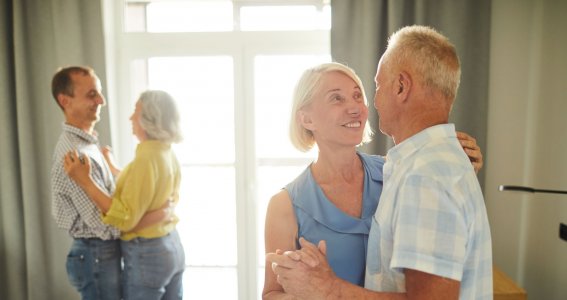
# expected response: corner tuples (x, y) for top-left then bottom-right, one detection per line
(102, 1), (330, 298)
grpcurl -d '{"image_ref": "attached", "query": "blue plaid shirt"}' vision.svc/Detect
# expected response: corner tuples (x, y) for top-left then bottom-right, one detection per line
(365, 124), (493, 299)
(50, 123), (120, 240)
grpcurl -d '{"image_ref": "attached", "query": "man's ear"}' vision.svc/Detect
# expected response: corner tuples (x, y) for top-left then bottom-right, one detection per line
(396, 71), (412, 101)
(57, 93), (69, 109)
(299, 110), (315, 131)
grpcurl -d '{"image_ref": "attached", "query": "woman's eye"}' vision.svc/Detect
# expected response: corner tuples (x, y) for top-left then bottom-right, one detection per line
(332, 95), (344, 102)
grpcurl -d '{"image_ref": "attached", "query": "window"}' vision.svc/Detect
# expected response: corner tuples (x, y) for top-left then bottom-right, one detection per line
(103, 1), (330, 298)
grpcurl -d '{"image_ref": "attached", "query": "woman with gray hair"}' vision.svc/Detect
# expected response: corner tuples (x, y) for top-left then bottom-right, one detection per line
(64, 90), (185, 300)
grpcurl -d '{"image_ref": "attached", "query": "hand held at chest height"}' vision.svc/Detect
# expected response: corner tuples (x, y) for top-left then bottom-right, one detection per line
(264, 25), (491, 300)
(51, 65), (186, 299)
(64, 149), (92, 185)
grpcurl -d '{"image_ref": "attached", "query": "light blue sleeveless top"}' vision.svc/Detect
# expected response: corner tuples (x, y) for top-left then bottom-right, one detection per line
(285, 152), (385, 286)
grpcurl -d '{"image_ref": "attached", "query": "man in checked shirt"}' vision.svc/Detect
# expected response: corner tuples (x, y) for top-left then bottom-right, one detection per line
(50, 66), (171, 300)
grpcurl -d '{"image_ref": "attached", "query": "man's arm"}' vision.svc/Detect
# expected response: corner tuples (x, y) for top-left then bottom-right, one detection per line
(126, 198), (175, 233)
(65, 150), (174, 232)
(404, 269), (459, 300)
(268, 238), (402, 299)
(269, 238), (459, 300)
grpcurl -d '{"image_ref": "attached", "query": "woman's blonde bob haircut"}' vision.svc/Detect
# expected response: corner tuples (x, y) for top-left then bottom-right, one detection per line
(138, 90), (183, 144)
(289, 62), (373, 152)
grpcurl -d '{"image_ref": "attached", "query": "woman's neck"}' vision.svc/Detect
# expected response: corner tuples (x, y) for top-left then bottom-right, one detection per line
(311, 147), (362, 182)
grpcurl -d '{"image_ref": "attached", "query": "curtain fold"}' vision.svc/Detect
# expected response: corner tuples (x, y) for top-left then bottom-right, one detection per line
(0, 0), (109, 299)
(0, 0), (27, 297)
(331, 0), (490, 185)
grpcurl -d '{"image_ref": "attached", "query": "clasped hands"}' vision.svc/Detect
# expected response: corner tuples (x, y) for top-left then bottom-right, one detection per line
(266, 237), (338, 300)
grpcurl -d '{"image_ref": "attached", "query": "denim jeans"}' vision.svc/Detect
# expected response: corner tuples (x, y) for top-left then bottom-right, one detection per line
(66, 238), (122, 300)
(121, 230), (185, 300)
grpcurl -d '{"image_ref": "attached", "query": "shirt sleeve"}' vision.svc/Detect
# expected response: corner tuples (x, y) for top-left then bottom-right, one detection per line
(389, 174), (468, 281)
(103, 157), (156, 232)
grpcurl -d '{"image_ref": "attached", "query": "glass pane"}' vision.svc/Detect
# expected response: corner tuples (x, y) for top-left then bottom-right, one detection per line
(147, 56), (235, 165)
(129, 59), (148, 102)
(145, 0), (233, 32)
(184, 267), (238, 299)
(177, 166), (237, 266)
(254, 55), (331, 159)
(240, 5), (331, 31)
(257, 267), (265, 300)
(124, 2), (147, 32)
(256, 165), (309, 267)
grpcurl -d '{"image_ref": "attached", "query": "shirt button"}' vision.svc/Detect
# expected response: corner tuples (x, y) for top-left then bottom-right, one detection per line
(95, 258), (99, 263)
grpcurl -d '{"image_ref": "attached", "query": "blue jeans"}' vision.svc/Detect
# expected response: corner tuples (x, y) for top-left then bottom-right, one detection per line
(66, 238), (122, 300)
(121, 230), (185, 300)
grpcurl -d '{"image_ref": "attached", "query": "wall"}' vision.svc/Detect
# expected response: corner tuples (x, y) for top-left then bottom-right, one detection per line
(486, 0), (567, 298)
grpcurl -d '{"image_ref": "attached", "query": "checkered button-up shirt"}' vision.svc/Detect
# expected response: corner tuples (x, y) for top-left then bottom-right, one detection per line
(51, 123), (120, 240)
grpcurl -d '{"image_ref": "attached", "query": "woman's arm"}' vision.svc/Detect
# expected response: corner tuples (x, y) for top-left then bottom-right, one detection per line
(263, 190), (299, 300)
(64, 150), (113, 213)
(64, 150), (173, 231)
(101, 146), (121, 177)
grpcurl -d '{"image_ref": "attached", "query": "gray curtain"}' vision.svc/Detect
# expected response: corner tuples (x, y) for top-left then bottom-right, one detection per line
(331, 0), (491, 185)
(0, 0), (110, 299)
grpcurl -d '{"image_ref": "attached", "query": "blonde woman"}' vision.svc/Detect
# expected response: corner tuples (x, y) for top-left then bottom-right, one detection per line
(263, 62), (483, 298)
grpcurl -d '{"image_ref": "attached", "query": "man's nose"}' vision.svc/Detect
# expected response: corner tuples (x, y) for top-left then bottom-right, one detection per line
(96, 94), (106, 105)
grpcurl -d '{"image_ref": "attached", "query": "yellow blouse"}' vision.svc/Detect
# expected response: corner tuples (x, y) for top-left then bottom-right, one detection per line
(103, 140), (181, 241)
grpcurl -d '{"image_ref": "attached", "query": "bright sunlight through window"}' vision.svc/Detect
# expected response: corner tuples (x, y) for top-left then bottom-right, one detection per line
(108, 1), (331, 298)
